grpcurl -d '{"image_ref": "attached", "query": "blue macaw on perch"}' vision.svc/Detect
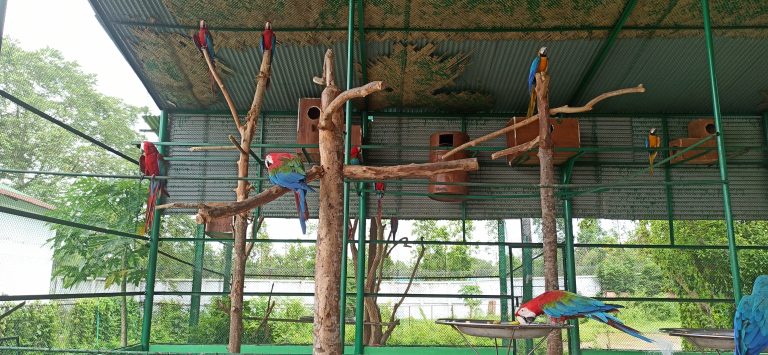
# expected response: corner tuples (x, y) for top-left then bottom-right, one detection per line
(527, 47), (548, 118)
(265, 152), (314, 234)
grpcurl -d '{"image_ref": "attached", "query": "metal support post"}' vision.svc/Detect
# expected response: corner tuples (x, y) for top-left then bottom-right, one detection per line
(562, 163), (581, 355)
(140, 110), (168, 350)
(520, 218), (534, 352)
(189, 224), (205, 328)
(701, 0), (742, 302)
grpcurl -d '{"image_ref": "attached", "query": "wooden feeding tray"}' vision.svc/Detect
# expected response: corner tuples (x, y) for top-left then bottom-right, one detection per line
(658, 328), (763, 353)
(505, 117), (580, 166)
(437, 319), (571, 355)
(428, 132), (470, 202)
(296, 98), (361, 163)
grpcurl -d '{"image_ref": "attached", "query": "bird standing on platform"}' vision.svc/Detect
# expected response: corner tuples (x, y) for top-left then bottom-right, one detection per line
(526, 47), (548, 118)
(646, 128), (661, 176)
(349, 145), (363, 194)
(192, 19), (217, 95)
(265, 153), (314, 234)
(139, 141), (170, 235)
(260, 21), (276, 89)
(515, 290), (653, 343)
(734, 275), (768, 355)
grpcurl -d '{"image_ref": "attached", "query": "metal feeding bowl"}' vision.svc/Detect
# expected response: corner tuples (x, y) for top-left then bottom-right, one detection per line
(436, 319), (570, 339)
(660, 328), (739, 350)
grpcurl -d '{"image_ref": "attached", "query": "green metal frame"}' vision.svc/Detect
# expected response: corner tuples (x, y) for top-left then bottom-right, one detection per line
(188, 224), (205, 329)
(701, 0), (742, 303)
(140, 110), (168, 350)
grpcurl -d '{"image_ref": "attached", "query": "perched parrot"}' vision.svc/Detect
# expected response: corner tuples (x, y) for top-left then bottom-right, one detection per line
(646, 128), (661, 176)
(375, 182), (385, 225)
(515, 290), (653, 343)
(734, 275), (768, 355)
(260, 21), (276, 89)
(526, 47), (549, 118)
(349, 145), (363, 165)
(265, 152), (314, 234)
(139, 141), (170, 234)
(192, 19), (217, 95)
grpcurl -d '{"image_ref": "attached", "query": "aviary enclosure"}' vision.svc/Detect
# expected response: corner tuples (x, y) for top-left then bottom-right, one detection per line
(1, 0), (768, 355)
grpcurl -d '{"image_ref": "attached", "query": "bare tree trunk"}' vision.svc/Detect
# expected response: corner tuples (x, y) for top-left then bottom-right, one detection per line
(227, 48), (272, 354)
(536, 72), (563, 355)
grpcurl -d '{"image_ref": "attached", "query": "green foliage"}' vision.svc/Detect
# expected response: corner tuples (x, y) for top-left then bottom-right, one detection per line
(62, 298), (141, 349)
(0, 302), (62, 347)
(150, 302), (189, 343)
(413, 220), (490, 276)
(459, 284), (482, 318)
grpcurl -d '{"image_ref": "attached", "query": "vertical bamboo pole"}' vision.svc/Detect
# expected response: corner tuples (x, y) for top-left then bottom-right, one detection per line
(140, 110), (168, 350)
(701, 0), (742, 303)
(535, 72), (563, 355)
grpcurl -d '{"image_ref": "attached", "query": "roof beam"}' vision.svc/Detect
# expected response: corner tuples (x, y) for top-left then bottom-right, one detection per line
(568, 0), (638, 105)
(107, 19), (768, 33)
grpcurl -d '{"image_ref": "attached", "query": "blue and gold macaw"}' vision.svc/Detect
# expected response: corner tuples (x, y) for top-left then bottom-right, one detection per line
(646, 128), (661, 176)
(527, 47), (548, 118)
(735, 275), (768, 355)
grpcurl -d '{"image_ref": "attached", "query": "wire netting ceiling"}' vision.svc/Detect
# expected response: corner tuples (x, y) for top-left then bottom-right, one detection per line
(90, 0), (768, 114)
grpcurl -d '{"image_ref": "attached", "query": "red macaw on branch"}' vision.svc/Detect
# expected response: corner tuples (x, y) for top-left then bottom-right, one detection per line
(139, 141), (169, 234)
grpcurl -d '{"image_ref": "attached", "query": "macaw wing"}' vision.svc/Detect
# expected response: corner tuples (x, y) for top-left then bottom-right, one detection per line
(139, 154), (147, 174)
(528, 57), (540, 93)
(272, 171), (309, 191)
(192, 34), (202, 50)
(271, 33), (276, 49)
(736, 296), (768, 355)
(205, 31), (215, 58)
(260, 34), (265, 52)
(542, 293), (618, 319)
(282, 156), (307, 175)
(645, 137), (650, 149)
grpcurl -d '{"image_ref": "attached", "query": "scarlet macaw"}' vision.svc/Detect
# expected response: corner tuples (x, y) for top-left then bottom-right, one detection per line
(375, 182), (385, 225)
(265, 152), (314, 234)
(139, 141), (170, 234)
(515, 290), (653, 343)
(527, 47), (548, 118)
(734, 275), (768, 355)
(646, 128), (661, 176)
(192, 19), (217, 95)
(260, 21), (276, 89)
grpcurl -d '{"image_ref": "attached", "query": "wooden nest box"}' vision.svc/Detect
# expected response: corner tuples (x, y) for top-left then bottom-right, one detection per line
(206, 216), (233, 239)
(297, 98), (361, 162)
(670, 118), (718, 165)
(505, 117), (581, 165)
(428, 131), (469, 202)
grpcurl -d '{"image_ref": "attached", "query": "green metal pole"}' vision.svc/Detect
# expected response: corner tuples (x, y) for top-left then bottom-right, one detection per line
(189, 224), (205, 329)
(508, 246), (517, 355)
(353, 189), (367, 354)
(340, 0), (355, 350)
(701, 0), (742, 303)
(661, 117), (675, 244)
(520, 218), (534, 352)
(562, 165), (581, 355)
(497, 220), (509, 322)
(140, 110), (168, 350)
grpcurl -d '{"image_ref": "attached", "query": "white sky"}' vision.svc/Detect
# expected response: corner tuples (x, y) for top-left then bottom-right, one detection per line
(5, 0), (158, 113)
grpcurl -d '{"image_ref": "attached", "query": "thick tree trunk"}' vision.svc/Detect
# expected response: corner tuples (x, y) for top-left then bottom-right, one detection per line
(536, 72), (563, 355)
(228, 49), (272, 354)
(314, 49), (344, 355)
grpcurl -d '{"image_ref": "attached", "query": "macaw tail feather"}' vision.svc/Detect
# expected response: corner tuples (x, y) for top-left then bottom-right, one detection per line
(527, 89), (537, 118)
(144, 183), (160, 234)
(295, 190), (308, 234)
(591, 314), (654, 343)
(649, 152), (658, 176)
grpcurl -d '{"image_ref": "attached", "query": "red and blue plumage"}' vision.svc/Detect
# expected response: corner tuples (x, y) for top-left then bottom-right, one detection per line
(735, 275), (768, 355)
(375, 182), (385, 225)
(516, 290), (653, 343)
(260, 21), (276, 88)
(265, 152), (314, 234)
(140, 141), (169, 234)
(192, 19), (217, 95)
(527, 47), (548, 118)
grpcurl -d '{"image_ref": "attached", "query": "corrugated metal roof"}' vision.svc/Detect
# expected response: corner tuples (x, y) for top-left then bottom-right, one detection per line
(90, 0), (768, 115)
(165, 113), (768, 221)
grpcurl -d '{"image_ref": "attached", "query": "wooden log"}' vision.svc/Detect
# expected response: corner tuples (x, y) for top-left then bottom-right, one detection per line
(202, 48), (241, 130)
(228, 49), (272, 354)
(535, 72), (563, 355)
(343, 158), (479, 180)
